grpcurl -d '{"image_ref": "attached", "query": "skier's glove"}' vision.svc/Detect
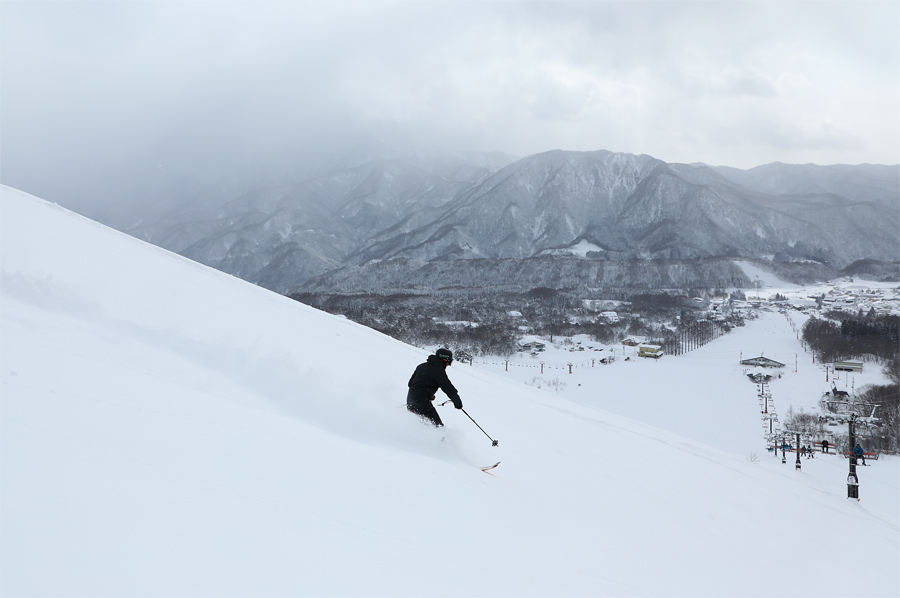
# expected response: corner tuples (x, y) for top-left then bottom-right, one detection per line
(452, 397), (463, 410)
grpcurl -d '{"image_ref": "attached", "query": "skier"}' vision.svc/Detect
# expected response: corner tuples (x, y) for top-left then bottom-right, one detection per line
(821, 439), (829, 454)
(853, 443), (866, 465)
(407, 348), (462, 427)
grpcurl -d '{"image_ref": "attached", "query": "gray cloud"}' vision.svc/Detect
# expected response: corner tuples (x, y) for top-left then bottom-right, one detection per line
(1, 1), (897, 218)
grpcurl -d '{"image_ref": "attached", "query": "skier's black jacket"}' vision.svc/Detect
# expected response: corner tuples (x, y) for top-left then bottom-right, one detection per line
(407, 355), (462, 409)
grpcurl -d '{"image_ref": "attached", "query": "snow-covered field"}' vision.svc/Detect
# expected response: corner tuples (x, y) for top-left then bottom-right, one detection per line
(2, 185), (897, 597)
(473, 310), (889, 456)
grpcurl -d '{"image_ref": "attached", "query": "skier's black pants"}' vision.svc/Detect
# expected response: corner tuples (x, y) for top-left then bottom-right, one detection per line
(407, 399), (444, 427)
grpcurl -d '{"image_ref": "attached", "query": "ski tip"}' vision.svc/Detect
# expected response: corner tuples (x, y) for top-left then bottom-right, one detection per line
(480, 462), (501, 472)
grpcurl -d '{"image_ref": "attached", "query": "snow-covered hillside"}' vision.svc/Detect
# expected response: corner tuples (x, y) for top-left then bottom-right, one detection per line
(1, 185), (897, 597)
(125, 151), (900, 295)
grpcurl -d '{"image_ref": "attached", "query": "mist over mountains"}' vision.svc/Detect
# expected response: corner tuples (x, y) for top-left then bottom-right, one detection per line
(128, 149), (899, 295)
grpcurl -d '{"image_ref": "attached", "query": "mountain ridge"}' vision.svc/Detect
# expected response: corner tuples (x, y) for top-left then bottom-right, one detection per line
(124, 149), (899, 294)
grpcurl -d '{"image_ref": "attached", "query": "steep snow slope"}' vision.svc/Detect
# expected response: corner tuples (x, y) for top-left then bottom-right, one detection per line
(1, 186), (897, 597)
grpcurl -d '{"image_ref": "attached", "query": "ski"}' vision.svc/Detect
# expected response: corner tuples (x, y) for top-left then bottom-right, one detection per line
(480, 462), (500, 472)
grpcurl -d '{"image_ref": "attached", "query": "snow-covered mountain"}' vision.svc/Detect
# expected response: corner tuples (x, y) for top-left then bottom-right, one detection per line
(712, 162), (900, 209)
(126, 150), (899, 294)
(350, 151), (897, 266)
(2, 185), (898, 596)
(131, 151), (517, 292)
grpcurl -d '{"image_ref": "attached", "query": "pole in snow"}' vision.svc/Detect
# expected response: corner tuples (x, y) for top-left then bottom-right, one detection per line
(848, 413), (859, 500)
(461, 408), (499, 447)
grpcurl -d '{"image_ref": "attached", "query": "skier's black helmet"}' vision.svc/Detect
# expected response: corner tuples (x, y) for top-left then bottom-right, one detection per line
(436, 348), (453, 365)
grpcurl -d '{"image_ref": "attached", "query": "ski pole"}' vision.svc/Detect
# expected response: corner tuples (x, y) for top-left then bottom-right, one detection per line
(462, 408), (499, 447)
(438, 401), (499, 447)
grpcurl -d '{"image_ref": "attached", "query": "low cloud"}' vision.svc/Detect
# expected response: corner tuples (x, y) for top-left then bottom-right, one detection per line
(1, 1), (897, 217)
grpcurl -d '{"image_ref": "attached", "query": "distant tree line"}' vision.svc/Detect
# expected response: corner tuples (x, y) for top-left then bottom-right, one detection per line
(802, 311), (899, 453)
(802, 312), (899, 364)
(855, 364), (900, 453)
(658, 320), (726, 357)
(289, 289), (740, 358)
(290, 291), (523, 356)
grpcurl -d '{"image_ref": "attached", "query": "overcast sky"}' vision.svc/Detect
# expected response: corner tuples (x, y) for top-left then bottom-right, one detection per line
(2, 1), (898, 214)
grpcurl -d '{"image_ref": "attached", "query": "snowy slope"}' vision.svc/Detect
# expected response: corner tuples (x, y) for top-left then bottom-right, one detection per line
(1, 185), (897, 597)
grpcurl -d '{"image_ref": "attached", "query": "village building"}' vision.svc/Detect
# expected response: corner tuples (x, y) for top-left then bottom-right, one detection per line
(740, 356), (785, 368)
(519, 340), (546, 352)
(638, 344), (663, 359)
